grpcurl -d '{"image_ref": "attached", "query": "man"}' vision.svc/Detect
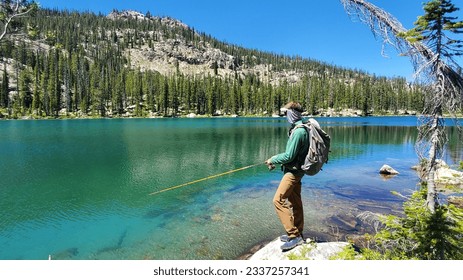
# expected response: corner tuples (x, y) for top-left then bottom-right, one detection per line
(265, 101), (309, 251)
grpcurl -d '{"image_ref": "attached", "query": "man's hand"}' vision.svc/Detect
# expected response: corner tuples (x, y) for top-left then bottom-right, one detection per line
(265, 158), (275, 171)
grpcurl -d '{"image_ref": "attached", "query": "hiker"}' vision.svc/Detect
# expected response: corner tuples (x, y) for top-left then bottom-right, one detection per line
(265, 101), (310, 251)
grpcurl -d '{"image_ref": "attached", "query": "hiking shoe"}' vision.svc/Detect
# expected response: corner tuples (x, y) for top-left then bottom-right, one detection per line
(280, 233), (304, 243)
(280, 234), (290, 242)
(280, 236), (304, 251)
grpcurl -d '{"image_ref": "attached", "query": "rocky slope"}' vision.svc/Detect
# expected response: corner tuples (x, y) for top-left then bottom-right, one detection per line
(107, 10), (317, 86)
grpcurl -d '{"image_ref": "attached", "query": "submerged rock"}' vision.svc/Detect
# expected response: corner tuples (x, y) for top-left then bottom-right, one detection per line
(50, 247), (79, 260)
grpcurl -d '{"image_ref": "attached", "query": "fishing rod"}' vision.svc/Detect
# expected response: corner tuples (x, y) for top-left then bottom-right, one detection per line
(148, 162), (264, 196)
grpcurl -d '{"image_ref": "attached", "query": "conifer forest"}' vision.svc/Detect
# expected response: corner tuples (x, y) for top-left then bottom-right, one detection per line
(0, 8), (425, 119)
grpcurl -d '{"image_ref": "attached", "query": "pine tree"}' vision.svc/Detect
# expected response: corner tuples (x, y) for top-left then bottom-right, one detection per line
(399, 0), (463, 59)
(342, 0), (463, 259)
(31, 53), (41, 115)
(399, 0), (463, 213)
(18, 68), (32, 114)
(0, 64), (8, 108)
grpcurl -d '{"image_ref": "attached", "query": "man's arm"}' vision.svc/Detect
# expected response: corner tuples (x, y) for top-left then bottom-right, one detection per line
(266, 128), (305, 165)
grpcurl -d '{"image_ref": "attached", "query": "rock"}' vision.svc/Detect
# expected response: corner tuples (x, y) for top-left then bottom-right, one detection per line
(412, 160), (463, 193)
(448, 196), (463, 208)
(50, 247), (79, 260)
(248, 237), (349, 260)
(379, 164), (399, 175)
(107, 10), (147, 21)
(187, 113), (196, 118)
(434, 164), (463, 192)
(328, 213), (358, 232)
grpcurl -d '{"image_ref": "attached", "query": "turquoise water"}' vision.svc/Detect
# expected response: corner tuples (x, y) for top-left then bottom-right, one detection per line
(0, 117), (461, 260)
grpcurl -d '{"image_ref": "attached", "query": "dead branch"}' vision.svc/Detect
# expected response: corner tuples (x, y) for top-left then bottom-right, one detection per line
(341, 0), (463, 213)
(357, 211), (385, 233)
(0, 0), (36, 41)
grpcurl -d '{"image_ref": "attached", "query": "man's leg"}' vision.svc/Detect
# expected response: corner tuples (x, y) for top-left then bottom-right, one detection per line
(273, 172), (302, 238)
(287, 176), (304, 236)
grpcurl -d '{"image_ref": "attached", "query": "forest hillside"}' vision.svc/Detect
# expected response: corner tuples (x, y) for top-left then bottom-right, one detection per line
(0, 8), (424, 119)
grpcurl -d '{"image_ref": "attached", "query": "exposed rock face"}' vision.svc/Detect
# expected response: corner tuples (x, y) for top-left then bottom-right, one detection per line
(128, 40), (239, 77)
(107, 10), (147, 21)
(248, 237), (349, 260)
(105, 10), (309, 86)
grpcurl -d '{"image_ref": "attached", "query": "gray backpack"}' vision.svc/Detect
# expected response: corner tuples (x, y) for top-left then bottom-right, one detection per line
(296, 119), (331, 176)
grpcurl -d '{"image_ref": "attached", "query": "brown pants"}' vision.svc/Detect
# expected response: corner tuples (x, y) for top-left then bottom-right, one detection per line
(273, 172), (304, 238)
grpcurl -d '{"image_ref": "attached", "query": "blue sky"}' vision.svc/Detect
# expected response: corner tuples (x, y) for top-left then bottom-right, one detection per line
(37, 0), (463, 81)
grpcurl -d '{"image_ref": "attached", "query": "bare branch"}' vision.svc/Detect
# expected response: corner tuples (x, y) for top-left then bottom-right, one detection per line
(341, 0), (463, 213)
(357, 211), (386, 233)
(341, 0), (431, 76)
(0, 0), (36, 41)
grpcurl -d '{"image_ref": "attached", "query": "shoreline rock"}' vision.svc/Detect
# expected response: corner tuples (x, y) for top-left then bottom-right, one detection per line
(412, 160), (463, 193)
(244, 237), (349, 260)
(434, 163), (463, 192)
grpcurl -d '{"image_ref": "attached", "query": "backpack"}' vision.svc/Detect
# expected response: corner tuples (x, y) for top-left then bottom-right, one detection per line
(295, 118), (331, 176)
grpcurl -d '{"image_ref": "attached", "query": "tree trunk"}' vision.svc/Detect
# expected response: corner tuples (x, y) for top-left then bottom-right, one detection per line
(426, 115), (441, 213)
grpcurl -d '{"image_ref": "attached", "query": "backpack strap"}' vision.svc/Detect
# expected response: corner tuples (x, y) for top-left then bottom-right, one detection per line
(290, 123), (309, 140)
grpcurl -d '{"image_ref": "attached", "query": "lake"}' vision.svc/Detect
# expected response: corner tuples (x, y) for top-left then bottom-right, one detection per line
(0, 116), (462, 260)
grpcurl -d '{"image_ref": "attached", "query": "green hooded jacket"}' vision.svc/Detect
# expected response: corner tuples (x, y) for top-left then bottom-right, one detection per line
(269, 120), (309, 175)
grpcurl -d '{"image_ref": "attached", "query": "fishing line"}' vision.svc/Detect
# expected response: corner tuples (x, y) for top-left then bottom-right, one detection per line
(148, 163), (262, 196)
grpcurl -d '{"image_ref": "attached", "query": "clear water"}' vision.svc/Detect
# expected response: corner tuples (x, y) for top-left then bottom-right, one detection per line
(0, 116), (461, 260)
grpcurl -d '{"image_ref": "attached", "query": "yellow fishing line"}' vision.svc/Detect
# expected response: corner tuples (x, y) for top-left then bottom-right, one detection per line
(148, 163), (261, 196)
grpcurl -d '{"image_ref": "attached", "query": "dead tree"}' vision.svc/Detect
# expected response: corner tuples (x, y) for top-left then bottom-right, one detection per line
(0, 0), (37, 42)
(341, 0), (463, 213)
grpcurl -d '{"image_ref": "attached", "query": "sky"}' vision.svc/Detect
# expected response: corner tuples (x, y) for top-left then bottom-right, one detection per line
(36, 0), (463, 81)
